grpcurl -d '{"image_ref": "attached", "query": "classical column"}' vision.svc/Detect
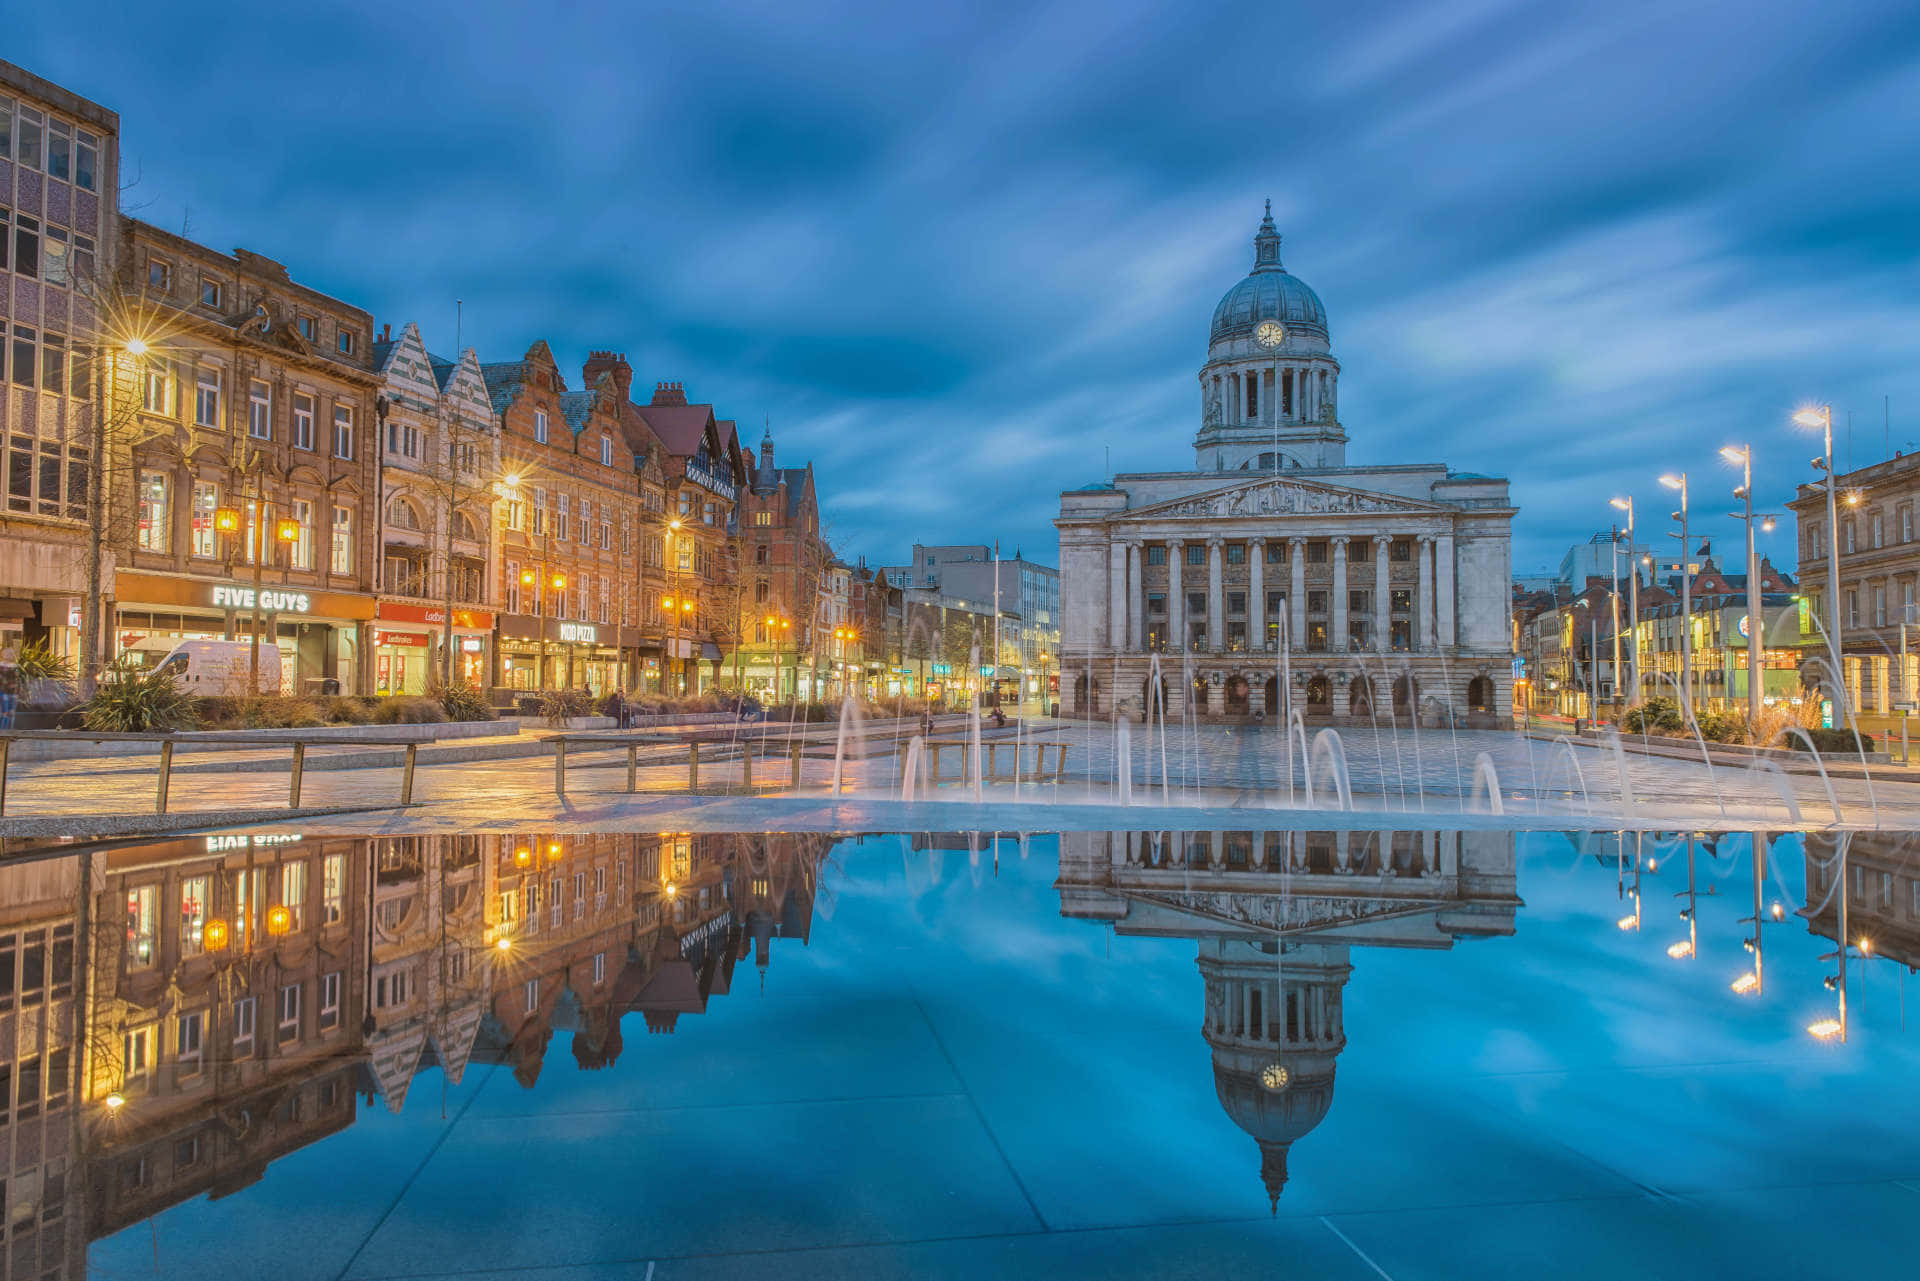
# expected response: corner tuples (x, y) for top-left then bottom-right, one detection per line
(1373, 534), (1391, 653)
(1121, 541), (1136, 652)
(1168, 540), (1185, 653)
(1207, 538), (1225, 653)
(1249, 538), (1266, 651)
(1229, 373), (1241, 424)
(1288, 537), (1307, 651)
(1418, 535), (1436, 649)
(1436, 532), (1456, 649)
(1108, 540), (1128, 653)
(1330, 536), (1349, 651)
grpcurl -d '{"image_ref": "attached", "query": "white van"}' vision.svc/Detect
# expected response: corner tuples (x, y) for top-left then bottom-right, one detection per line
(150, 640), (294, 696)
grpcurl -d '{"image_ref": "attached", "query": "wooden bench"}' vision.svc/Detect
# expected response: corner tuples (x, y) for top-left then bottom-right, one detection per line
(0, 730), (433, 816)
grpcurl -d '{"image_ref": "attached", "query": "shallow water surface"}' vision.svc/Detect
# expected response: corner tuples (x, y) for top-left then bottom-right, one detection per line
(6, 827), (1914, 1279)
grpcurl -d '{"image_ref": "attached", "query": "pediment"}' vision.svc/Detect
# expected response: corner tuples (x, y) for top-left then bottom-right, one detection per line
(1124, 477), (1447, 522)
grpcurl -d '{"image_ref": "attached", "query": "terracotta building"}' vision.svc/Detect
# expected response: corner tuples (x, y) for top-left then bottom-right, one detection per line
(734, 427), (832, 699)
(113, 219), (383, 694)
(483, 343), (655, 695)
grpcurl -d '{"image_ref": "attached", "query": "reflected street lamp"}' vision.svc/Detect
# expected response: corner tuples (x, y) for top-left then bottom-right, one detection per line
(1658, 472), (1693, 711)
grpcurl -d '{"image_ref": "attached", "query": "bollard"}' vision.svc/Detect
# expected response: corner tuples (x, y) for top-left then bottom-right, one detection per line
(627, 743), (639, 793)
(155, 739), (174, 814)
(742, 743), (753, 790)
(289, 741), (306, 808)
(689, 742), (700, 791)
(791, 742), (802, 786)
(554, 738), (567, 797)
(402, 743), (419, 804)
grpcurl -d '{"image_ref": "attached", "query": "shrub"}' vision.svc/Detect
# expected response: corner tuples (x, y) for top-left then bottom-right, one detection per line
(371, 695), (447, 725)
(1694, 711), (1748, 744)
(766, 700), (834, 723)
(1800, 726), (1875, 755)
(321, 695), (376, 725)
(13, 638), (76, 705)
(81, 665), (199, 732)
(429, 679), (495, 722)
(538, 687), (594, 727)
(1622, 697), (1684, 734)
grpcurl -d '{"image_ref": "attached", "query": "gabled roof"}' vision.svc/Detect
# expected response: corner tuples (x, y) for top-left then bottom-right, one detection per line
(635, 402), (719, 456)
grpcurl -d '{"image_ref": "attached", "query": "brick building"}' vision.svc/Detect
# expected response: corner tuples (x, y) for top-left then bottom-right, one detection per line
(734, 427), (832, 700)
(113, 219), (384, 694)
(484, 343), (655, 696)
(370, 323), (501, 694)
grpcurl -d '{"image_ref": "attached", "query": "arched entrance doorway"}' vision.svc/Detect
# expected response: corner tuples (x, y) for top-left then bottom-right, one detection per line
(1467, 675), (1494, 714)
(1190, 674), (1210, 717)
(1264, 678), (1282, 716)
(1073, 673), (1102, 714)
(1305, 674), (1331, 715)
(1225, 675), (1250, 715)
(1349, 677), (1373, 719)
(1393, 673), (1418, 717)
(1142, 673), (1168, 720)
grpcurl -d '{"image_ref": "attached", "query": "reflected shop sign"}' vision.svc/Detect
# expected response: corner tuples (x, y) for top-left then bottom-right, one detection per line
(211, 585), (310, 614)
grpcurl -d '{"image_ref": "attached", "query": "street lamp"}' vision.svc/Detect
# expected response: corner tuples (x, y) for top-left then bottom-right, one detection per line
(1659, 472), (1693, 711)
(1794, 404), (1847, 724)
(763, 612), (792, 702)
(1720, 445), (1770, 726)
(1609, 496), (1638, 705)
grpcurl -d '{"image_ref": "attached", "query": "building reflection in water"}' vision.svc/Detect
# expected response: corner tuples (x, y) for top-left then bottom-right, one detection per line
(0, 831), (829, 1277)
(1057, 828), (1520, 1210)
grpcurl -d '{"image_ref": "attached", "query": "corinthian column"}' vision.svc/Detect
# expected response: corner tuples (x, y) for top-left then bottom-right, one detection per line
(1108, 540), (1128, 653)
(1168, 541), (1185, 653)
(1127, 541), (1145, 651)
(1288, 536), (1306, 650)
(1207, 538), (1225, 653)
(1373, 535), (1391, 652)
(1436, 532), (1456, 649)
(1418, 535), (1437, 650)
(1330, 536), (1349, 651)
(1249, 538), (1266, 651)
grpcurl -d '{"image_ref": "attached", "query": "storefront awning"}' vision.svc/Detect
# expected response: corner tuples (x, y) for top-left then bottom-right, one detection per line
(699, 641), (723, 662)
(0, 599), (36, 619)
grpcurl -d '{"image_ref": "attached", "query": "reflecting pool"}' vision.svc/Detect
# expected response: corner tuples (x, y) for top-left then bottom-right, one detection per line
(5, 827), (1916, 1279)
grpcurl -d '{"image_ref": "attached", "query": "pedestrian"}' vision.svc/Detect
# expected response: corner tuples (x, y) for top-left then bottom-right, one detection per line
(608, 687), (627, 730)
(0, 645), (17, 731)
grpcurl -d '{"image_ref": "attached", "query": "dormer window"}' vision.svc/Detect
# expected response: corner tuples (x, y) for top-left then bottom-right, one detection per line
(200, 278), (223, 309)
(337, 329), (356, 356)
(297, 315), (316, 342)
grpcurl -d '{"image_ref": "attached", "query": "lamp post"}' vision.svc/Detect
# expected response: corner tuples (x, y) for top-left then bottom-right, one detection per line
(1794, 405), (1847, 723)
(662, 591), (696, 695)
(1609, 497), (1638, 705)
(1720, 445), (1775, 726)
(1659, 473), (1693, 711)
(763, 613), (792, 701)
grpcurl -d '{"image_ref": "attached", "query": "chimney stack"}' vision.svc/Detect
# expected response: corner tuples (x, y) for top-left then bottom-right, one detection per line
(651, 381), (687, 407)
(583, 351), (633, 400)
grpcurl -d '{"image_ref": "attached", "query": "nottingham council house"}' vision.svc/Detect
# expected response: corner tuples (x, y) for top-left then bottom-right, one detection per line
(1056, 206), (1515, 726)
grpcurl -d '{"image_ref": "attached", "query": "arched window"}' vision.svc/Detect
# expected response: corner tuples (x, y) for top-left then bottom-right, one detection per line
(387, 499), (421, 530)
(1467, 676), (1494, 713)
(453, 511), (480, 541)
(754, 581), (769, 603)
(1305, 675), (1331, 708)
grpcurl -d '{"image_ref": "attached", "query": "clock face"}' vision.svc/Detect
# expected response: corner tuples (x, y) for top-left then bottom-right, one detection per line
(1254, 320), (1287, 349)
(1261, 1063), (1291, 1092)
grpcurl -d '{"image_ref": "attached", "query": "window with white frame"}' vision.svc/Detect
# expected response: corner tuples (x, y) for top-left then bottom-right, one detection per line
(141, 363), (171, 415)
(593, 951), (606, 984)
(320, 971), (342, 1029)
(278, 982), (301, 1043)
(137, 470), (170, 552)
(201, 276), (223, 308)
(600, 436), (613, 466)
(234, 996), (256, 1050)
(332, 404), (355, 459)
(177, 1010), (203, 1069)
(555, 493), (570, 542)
(293, 392), (315, 450)
(534, 410), (548, 444)
(524, 978), (539, 1014)
(331, 505), (354, 574)
(195, 367), (222, 428)
(290, 498), (314, 569)
(248, 379), (271, 439)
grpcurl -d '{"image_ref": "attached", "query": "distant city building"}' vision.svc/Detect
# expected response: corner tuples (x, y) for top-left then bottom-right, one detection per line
(1789, 450), (1920, 718)
(1056, 207), (1516, 724)
(881, 543), (1060, 706)
(0, 60), (120, 665)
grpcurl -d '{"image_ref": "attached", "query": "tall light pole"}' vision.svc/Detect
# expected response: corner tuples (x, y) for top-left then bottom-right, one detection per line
(1610, 495), (1638, 704)
(1794, 405), (1846, 722)
(1721, 444), (1769, 726)
(1659, 473), (1692, 710)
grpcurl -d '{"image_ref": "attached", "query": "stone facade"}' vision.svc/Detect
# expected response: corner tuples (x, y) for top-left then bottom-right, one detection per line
(1056, 209), (1516, 726)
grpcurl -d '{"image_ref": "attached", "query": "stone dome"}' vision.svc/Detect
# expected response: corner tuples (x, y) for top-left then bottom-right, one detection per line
(1209, 203), (1328, 346)
(1213, 1059), (1336, 1210)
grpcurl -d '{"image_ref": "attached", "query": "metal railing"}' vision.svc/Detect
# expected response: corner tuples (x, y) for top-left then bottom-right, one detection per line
(540, 733), (804, 798)
(905, 738), (1070, 788)
(0, 731), (430, 816)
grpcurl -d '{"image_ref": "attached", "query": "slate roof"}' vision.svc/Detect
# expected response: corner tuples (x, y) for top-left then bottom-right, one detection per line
(558, 390), (597, 435)
(480, 362), (530, 417)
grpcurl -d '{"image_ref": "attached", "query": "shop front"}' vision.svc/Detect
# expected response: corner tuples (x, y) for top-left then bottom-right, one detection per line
(373, 602), (495, 695)
(495, 615), (631, 696)
(113, 571), (374, 695)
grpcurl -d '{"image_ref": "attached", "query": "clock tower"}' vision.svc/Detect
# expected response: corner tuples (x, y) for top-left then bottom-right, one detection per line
(1195, 202), (1345, 473)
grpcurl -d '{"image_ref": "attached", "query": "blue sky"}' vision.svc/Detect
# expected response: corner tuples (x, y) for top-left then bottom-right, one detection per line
(14, 1), (1920, 575)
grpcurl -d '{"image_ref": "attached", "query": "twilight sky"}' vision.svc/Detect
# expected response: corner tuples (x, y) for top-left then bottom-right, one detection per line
(15, 1), (1920, 576)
